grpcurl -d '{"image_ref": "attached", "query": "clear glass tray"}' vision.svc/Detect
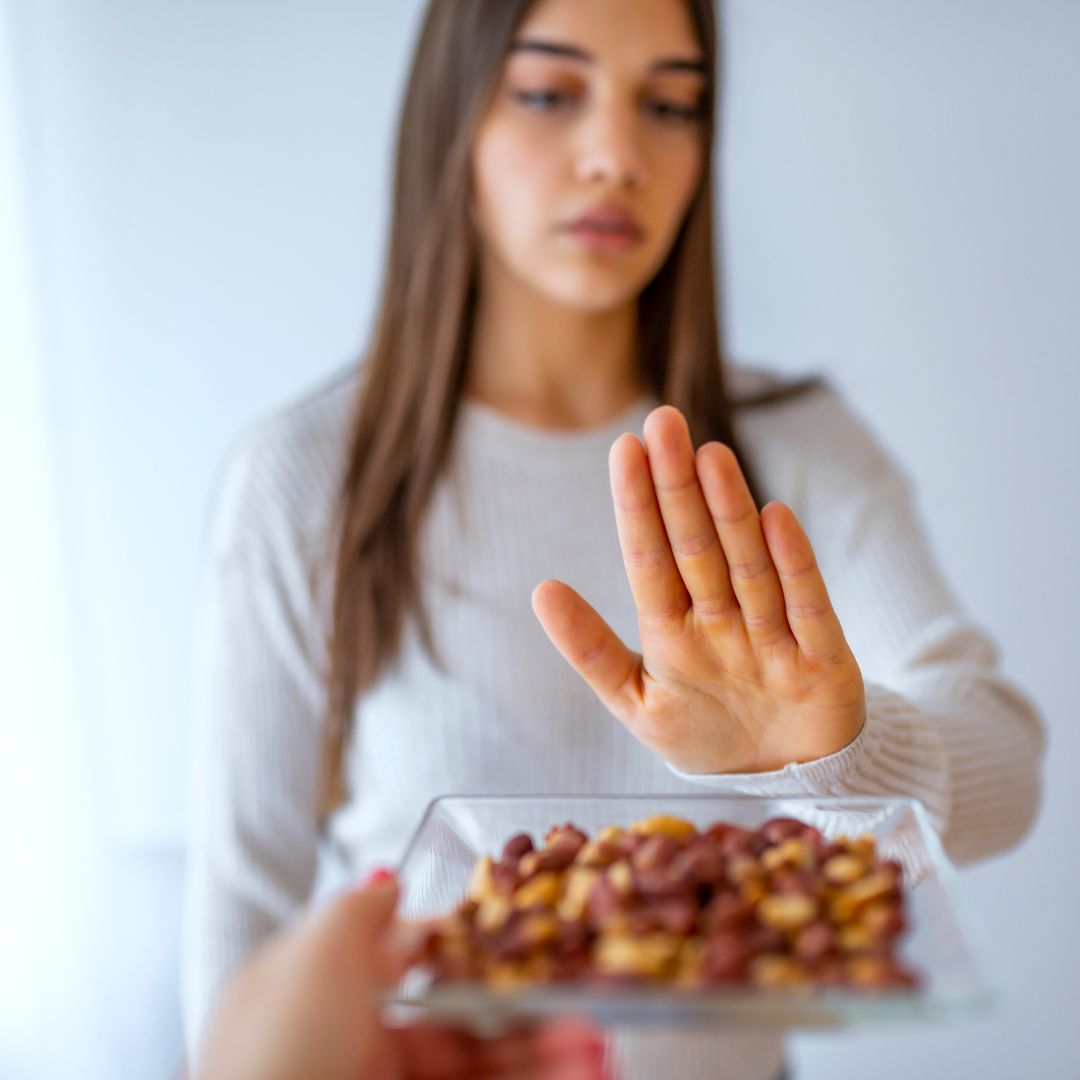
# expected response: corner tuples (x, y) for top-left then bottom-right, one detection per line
(386, 795), (997, 1034)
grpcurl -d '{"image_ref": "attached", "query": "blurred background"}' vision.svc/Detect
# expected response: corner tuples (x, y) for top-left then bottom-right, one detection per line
(1, 1), (1077, 1077)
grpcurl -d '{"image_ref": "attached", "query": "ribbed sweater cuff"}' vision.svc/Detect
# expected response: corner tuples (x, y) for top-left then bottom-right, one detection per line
(664, 682), (949, 831)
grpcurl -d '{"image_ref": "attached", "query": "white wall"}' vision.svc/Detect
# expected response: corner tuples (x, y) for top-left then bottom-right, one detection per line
(0, 3), (106, 1076)
(1, 1), (1076, 1077)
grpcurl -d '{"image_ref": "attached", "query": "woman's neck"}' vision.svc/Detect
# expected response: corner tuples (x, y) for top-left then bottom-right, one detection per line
(464, 259), (644, 430)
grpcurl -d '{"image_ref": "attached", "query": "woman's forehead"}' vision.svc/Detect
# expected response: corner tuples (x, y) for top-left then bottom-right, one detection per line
(513, 0), (704, 70)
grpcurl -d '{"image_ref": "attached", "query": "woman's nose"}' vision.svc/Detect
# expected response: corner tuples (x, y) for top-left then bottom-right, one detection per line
(573, 106), (648, 189)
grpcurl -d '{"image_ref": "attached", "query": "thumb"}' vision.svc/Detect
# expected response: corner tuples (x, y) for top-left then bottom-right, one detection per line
(347, 871), (400, 933)
(319, 871), (399, 954)
(531, 579), (642, 723)
(340, 872), (416, 984)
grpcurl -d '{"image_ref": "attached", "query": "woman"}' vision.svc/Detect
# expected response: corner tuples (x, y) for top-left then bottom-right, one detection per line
(182, 0), (1044, 1077)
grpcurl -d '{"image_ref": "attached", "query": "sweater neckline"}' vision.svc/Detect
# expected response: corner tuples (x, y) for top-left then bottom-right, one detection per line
(458, 393), (659, 460)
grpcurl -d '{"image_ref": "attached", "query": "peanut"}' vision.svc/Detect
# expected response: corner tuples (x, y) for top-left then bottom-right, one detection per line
(629, 814), (698, 841)
(519, 912), (560, 947)
(632, 833), (680, 871)
(476, 895), (513, 933)
(835, 922), (876, 954)
(575, 840), (619, 868)
(756, 817), (809, 847)
(702, 931), (752, 982)
(761, 837), (815, 873)
(674, 935), (706, 985)
(847, 835), (877, 862)
(513, 871), (562, 910)
(557, 867), (599, 921)
(739, 877), (769, 906)
(823, 853), (865, 886)
(545, 824), (588, 853)
(793, 920), (835, 964)
(701, 892), (753, 934)
(756, 893), (818, 932)
(726, 853), (761, 887)
(861, 899), (905, 941)
(845, 955), (892, 988)
(748, 953), (809, 988)
(842, 868), (900, 908)
(594, 932), (680, 978)
(517, 851), (542, 880)
(606, 860), (634, 896)
(468, 856), (499, 901)
(670, 844), (725, 887)
(487, 953), (554, 990)
(502, 833), (534, 861)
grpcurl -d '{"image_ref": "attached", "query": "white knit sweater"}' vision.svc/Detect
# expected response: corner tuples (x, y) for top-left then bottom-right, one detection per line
(182, 364), (1043, 1078)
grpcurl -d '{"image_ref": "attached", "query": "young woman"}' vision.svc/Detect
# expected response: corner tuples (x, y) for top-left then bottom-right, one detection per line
(182, 1), (1044, 1077)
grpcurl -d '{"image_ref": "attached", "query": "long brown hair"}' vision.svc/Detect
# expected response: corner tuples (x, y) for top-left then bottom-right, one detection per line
(323, 0), (824, 812)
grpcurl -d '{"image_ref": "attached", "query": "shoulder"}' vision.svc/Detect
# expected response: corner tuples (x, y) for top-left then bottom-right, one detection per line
(728, 362), (913, 513)
(209, 366), (359, 562)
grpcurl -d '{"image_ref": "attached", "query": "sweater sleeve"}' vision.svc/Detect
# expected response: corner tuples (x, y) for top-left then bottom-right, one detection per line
(181, 433), (331, 1065)
(669, 398), (1046, 868)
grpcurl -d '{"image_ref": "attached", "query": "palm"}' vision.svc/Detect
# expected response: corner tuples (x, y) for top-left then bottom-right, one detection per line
(532, 405), (865, 775)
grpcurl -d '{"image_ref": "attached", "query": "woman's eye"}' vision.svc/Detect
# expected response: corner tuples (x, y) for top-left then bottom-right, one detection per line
(512, 89), (574, 111)
(646, 99), (705, 124)
(510, 88), (704, 124)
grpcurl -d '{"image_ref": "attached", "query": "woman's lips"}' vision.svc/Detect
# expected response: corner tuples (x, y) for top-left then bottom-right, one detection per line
(565, 223), (644, 253)
(562, 207), (645, 254)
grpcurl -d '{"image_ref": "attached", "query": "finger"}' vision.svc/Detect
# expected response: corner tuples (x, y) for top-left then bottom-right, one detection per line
(466, 1023), (607, 1078)
(338, 874), (399, 936)
(641, 407), (737, 619)
(531, 1019), (612, 1080)
(609, 432), (690, 625)
(396, 1021), (607, 1080)
(531, 579), (641, 721)
(393, 1025), (474, 1078)
(311, 876), (403, 986)
(759, 501), (848, 663)
(696, 442), (791, 650)
(533, 1064), (611, 1080)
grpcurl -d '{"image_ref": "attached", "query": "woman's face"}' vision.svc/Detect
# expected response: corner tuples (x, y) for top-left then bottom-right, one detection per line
(470, 0), (708, 314)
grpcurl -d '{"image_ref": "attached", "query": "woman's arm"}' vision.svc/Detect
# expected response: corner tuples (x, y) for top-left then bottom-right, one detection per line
(534, 394), (1045, 869)
(182, 432), (331, 1063)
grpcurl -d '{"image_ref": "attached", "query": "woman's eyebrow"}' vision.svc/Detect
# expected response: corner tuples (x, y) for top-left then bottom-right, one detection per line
(509, 39), (706, 75)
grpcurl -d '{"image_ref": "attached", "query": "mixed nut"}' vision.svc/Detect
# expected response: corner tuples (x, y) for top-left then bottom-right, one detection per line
(416, 815), (920, 992)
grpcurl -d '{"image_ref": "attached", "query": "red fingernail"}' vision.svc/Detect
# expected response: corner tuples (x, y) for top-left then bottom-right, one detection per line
(363, 867), (395, 886)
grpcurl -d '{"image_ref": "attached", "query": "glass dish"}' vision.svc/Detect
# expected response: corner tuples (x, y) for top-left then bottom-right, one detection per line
(386, 795), (997, 1034)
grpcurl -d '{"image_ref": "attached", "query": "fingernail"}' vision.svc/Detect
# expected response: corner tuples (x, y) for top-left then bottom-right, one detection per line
(362, 866), (395, 887)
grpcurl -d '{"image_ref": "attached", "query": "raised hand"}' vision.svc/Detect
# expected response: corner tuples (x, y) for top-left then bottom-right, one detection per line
(532, 405), (865, 775)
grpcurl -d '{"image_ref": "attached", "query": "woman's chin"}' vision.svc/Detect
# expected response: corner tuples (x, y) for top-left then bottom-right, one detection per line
(537, 269), (647, 315)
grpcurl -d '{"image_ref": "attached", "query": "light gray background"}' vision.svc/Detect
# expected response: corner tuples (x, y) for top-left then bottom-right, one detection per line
(1, 1), (1077, 1077)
